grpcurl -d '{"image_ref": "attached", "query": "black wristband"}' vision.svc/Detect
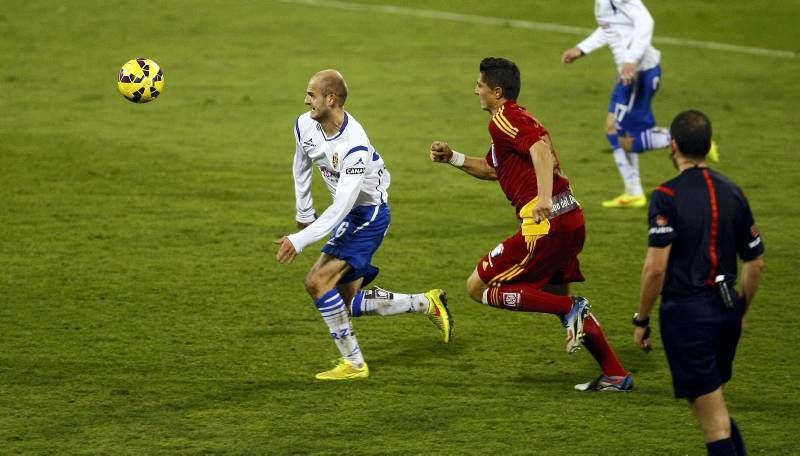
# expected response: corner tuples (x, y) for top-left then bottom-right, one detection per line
(632, 313), (650, 327)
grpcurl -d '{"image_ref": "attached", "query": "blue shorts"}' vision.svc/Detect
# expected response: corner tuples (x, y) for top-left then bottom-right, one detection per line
(321, 203), (390, 287)
(659, 290), (745, 399)
(608, 65), (661, 133)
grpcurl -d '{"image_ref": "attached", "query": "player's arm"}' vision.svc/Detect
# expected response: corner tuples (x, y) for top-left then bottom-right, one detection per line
(563, 27), (607, 64)
(530, 140), (554, 222)
(740, 255), (763, 317)
(429, 141), (497, 180)
(637, 246), (670, 323)
(735, 191), (765, 318)
(282, 147), (367, 261)
(634, 245), (670, 350)
(634, 188), (676, 349)
(293, 126), (317, 229)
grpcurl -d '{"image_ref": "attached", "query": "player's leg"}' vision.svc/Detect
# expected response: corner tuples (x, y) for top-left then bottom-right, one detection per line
(308, 204), (393, 380)
(337, 277), (365, 308)
(305, 253), (368, 379)
(351, 285), (431, 316)
(689, 388), (737, 455)
(572, 313), (632, 391)
(468, 232), (573, 315)
(626, 127), (671, 153)
(544, 251), (630, 379)
(472, 229), (596, 354)
(350, 285), (452, 343)
(603, 83), (646, 207)
(334, 203), (452, 342)
(621, 65), (672, 155)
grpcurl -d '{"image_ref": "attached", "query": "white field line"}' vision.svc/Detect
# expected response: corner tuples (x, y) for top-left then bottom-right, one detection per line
(280, 0), (797, 59)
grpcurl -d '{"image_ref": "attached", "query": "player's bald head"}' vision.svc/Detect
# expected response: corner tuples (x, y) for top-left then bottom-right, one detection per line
(310, 69), (348, 107)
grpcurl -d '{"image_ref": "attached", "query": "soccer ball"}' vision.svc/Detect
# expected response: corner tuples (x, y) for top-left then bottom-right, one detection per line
(117, 58), (165, 103)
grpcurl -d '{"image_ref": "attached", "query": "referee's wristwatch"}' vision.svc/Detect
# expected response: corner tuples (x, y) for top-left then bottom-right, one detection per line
(632, 313), (650, 327)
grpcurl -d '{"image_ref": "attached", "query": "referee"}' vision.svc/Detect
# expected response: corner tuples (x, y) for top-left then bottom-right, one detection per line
(632, 110), (764, 456)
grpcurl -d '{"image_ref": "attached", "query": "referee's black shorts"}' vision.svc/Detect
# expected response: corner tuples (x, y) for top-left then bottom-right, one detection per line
(659, 290), (746, 399)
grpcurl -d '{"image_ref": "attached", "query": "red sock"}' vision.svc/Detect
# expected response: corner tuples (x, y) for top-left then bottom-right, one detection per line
(582, 314), (628, 376)
(486, 284), (572, 315)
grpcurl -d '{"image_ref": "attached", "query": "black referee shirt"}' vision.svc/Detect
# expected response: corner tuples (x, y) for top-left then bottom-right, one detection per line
(648, 166), (764, 298)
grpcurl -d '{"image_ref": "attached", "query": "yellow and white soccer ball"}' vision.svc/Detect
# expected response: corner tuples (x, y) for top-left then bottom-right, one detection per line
(117, 58), (165, 103)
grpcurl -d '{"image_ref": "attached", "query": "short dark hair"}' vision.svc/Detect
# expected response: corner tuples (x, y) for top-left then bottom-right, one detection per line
(479, 57), (521, 100)
(670, 110), (713, 157)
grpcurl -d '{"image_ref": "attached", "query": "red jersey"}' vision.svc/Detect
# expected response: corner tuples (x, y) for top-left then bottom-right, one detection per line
(485, 100), (572, 215)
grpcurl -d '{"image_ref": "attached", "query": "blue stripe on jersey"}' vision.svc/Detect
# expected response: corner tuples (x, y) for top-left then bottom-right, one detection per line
(295, 118), (301, 142)
(345, 145), (368, 159)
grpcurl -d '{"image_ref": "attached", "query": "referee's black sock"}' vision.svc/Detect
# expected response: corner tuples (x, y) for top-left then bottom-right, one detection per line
(706, 438), (737, 456)
(730, 418), (747, 456)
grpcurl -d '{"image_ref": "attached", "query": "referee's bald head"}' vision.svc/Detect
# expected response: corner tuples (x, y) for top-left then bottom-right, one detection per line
(670, 110), (713, 158)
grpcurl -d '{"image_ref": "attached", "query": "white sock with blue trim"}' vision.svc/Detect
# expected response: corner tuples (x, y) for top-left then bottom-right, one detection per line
(315, 289), (364, 367)
(351, 288), (429, 317)
(637, 127), (670, 151)
(613, 148), (644, 197)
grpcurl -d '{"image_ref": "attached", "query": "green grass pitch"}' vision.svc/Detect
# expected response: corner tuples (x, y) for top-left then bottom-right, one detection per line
(1, 0), (799, 454)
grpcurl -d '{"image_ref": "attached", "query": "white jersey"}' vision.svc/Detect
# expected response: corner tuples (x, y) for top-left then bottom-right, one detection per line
(577, 0), (661, 72)
(288, 111), (391, 253)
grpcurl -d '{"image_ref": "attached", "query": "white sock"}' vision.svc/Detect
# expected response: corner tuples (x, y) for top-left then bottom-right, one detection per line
(357, 287), (429, 316)
(315, 289), (364, 367)
(625, 152), (644, 196)
(613, 148), (643, 197)
(646, 127), (671, 149)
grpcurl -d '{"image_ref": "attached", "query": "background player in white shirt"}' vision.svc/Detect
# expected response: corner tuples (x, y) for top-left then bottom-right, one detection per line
(561, 0), (716, 208)
(275, 70), (453, 380)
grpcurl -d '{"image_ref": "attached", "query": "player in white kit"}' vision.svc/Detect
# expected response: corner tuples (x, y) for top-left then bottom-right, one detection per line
(562, 0), (717, 208)
(275, 70), (453, 380)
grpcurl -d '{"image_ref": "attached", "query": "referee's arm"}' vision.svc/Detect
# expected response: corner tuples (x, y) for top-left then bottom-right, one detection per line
(634, 245), (671, 350)
(740, 255), (764, 318)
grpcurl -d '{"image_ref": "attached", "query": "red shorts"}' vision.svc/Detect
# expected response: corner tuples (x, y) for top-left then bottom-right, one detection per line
(476, 219), (586, 287)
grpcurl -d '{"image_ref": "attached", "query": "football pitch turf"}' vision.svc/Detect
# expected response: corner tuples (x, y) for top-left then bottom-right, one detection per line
(2, 0), (798, 454)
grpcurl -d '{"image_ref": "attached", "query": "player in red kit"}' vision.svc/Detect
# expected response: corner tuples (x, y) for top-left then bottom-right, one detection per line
(430, 57), (632, 391)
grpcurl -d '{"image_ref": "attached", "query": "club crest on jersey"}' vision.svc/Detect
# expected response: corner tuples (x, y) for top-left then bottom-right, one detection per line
(503, 292), (521, 308)
(656, 215), (669, 226)
(332, 152), (339, 170)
